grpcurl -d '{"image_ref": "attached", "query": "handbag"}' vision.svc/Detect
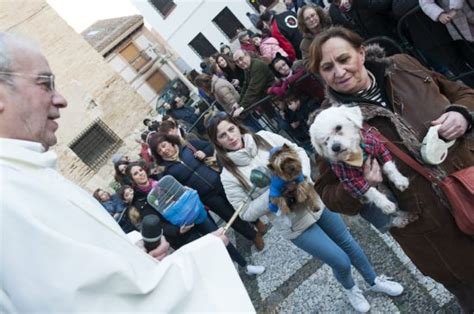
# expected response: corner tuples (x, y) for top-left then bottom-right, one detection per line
(366, 124), (474, 236)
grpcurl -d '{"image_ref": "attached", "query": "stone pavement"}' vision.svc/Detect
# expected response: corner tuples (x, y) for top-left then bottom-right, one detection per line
(228, 215), (462, 313)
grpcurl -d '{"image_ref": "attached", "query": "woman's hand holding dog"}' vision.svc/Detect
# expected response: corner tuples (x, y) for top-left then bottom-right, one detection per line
(363, 158), (383, 187)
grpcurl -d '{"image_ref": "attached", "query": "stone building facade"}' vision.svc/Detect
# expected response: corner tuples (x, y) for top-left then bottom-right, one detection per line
(0, 0), (153, 191)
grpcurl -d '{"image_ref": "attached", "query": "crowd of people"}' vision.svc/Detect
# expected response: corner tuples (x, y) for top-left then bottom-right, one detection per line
(2, 0), (472, 312)
(90, 1), (473, 312)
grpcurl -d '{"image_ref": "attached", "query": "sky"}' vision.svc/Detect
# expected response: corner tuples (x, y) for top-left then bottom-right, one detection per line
(48, 0), (140, 32)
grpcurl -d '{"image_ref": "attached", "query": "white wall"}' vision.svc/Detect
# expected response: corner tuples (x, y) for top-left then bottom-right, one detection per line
(132, 0), (255, 70)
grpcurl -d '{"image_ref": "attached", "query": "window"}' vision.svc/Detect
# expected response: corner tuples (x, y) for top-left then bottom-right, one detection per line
(212, 7), (245, 40)
(149, 0), (176, 18)
(119, 42), (151, 72)
(188, 33), (217, 59)
(146, 69), (169, 93)
(69, 119), (122, 171)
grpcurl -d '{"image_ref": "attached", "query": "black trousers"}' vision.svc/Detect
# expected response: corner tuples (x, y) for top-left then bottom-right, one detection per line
(169, 214), (247, 267)
(203, 192), (257, 241)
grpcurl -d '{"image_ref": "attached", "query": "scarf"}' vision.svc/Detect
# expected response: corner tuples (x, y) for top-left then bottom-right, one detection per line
(226, 133), (258, 167)
(136, 179), (158, 194)
(356, 71), (387, 107)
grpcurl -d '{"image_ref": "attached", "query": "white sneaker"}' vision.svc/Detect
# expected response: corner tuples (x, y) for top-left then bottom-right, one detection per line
(345, 285), (370, 313)
(245, 264), (265, 275)
(370, 275), (404, 296)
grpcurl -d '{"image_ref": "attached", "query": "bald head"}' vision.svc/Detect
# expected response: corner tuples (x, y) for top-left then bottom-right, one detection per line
(233, 49), (251, 70)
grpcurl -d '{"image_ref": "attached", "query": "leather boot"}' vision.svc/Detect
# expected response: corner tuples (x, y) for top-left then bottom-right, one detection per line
(255, 220), (267, 235)
(253, 232), (265, 251)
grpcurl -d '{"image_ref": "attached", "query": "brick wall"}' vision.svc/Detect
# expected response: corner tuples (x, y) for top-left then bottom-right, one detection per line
(0, 0), (154, 191)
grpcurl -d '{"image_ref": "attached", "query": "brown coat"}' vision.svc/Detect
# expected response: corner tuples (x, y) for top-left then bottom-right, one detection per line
(300, 32), (314, 71)
(314, 53), (474, 286)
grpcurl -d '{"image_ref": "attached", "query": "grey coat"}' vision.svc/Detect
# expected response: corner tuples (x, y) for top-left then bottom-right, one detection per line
(211, 75), (240, 113)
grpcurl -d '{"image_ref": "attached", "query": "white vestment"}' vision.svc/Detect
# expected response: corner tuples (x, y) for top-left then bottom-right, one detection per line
(0, 139), (254, 313)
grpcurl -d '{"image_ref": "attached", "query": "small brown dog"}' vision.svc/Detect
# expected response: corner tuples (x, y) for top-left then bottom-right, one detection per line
(268, 144), (321, 215)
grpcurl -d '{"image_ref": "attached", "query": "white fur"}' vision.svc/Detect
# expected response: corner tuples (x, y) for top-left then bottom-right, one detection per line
(310, 105), (364, 162)
(309, 105), (414, 228)
(382, 161), (409, 191)
(365, 187), (397, 214)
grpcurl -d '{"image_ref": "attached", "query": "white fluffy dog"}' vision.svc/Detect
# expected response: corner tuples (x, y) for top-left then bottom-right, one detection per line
(310, 105), (415, 227)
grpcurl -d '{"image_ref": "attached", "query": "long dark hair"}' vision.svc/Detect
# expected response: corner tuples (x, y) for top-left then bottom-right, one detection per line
(216, 53), (238, 72)
(114, 160), (130, 186)
(206, 112), (272, 191)
(269, 52), (293, 78)
(147, 132), (182, 164)
(125, 162), (149, 187)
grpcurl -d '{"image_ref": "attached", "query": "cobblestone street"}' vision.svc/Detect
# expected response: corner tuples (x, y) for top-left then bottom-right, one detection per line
(229, 215), (461, 313)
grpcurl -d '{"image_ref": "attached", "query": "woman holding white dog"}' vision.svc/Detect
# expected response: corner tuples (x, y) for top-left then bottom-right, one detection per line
(308, 26), (474, 312)
(207, 112), (404, 312)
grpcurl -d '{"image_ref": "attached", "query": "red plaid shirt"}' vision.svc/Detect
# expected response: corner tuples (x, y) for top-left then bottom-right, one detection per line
(329, 128), (392, 199)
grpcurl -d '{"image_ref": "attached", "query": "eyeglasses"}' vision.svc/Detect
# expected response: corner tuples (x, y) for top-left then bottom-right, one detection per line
(0, 71), (55, 91)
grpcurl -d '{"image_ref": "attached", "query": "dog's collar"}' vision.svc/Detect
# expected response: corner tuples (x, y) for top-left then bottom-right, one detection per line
(344, 145), (365, 167)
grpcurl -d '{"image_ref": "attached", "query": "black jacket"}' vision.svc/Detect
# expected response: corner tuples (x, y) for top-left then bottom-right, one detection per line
(160, 139), (222, 200)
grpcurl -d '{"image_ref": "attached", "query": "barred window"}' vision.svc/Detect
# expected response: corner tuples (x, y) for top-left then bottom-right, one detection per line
(212, 7), (245, 40)
(188, 33), (217, 59)
(69, 119), (122, 171)
(149, 0), (176, 18)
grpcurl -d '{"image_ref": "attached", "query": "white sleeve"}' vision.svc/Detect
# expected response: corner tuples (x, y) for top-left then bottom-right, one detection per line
(221, 171), (270, 222)
(418, 0), (445, 21)
(241, 189), (271, 222)
(1, 165), (254, 313)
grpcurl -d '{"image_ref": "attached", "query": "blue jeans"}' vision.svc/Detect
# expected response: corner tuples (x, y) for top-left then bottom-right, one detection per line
(292, 208), (376, 289)
(360, 203), (393, 233)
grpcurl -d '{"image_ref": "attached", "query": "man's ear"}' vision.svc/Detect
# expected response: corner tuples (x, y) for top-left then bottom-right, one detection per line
(343, 106), (363, 129)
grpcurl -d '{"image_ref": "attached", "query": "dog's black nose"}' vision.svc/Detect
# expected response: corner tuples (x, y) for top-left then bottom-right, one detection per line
(332, 143), (341, 152)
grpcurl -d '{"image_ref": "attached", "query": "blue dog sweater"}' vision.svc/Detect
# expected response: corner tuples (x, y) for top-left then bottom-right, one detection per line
(268, 146), (305, 213)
